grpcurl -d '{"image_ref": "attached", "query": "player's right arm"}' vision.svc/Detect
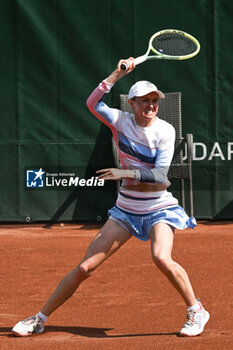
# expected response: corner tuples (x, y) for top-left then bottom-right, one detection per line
(86, 58), (134, 127)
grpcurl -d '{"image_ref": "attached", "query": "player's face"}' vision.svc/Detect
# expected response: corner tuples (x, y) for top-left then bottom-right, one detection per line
(129, 92), (159, 125)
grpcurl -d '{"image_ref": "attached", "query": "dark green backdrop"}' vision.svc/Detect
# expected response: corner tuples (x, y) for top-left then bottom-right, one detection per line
(1, 0), (233, 222)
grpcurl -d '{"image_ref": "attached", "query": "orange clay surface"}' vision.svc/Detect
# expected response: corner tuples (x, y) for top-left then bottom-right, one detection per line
(0, 221), (232, 350)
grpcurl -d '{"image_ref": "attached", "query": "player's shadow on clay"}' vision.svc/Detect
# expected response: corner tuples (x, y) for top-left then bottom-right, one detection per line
(5, 326), (179, 338)
(24, 326), (180, 338)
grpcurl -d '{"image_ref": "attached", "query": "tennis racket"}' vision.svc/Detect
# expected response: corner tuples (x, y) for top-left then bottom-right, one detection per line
(121, 29), (200, 70)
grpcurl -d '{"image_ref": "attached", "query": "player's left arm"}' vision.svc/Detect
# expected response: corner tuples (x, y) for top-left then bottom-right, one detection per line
(97, 126), (175, 183)
(138, 126), (175, 184)
(96, 168), (137, 181)
(96, 147), (173, 183)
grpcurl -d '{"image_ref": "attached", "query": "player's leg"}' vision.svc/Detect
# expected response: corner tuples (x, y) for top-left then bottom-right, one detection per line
(12, 219), (131, 336)
(150, 222), (209, 336)
(150, 222), (196, 305)
(41, 219), (131, 316)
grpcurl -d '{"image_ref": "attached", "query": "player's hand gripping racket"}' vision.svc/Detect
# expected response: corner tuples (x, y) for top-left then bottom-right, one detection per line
(121, 29), (200, 70)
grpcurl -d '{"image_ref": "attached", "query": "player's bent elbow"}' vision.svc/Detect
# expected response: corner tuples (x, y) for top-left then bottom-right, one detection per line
(140, 168), (167, 184)
(86, 98), (95, 114)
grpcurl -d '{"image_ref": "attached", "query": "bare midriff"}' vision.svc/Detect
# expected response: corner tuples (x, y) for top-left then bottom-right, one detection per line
(123, 182), (167, 192)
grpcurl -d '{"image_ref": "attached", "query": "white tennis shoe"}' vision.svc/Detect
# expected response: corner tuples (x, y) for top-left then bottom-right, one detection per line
(12, 315), (45, 337)
(180, 300), (210, 337)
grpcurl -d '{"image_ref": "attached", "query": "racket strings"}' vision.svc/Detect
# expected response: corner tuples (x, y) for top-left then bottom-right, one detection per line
(152, 34), (197, 56)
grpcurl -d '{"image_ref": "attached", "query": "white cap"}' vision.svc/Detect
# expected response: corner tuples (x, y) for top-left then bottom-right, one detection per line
(128, 81), (165, 99)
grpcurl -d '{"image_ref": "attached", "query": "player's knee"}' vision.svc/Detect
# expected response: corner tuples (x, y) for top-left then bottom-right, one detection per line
(152, 254), (171, 272)
(73, 264), (91, 282)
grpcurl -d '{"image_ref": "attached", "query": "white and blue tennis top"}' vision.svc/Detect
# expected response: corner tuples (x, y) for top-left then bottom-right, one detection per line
(86, 81), (175, 187)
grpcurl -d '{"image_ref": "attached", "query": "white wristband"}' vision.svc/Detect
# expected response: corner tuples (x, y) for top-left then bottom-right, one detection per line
(134, 170), (141, 181)
(99, 79), (114, 93)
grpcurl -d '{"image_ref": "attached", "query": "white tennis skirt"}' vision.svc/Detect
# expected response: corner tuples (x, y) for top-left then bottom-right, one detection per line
(108, 188), (196, 241)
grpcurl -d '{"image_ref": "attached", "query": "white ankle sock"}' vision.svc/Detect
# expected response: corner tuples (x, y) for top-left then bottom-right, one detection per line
(37, 311), (48, 323)
(188, 301), (199, 312)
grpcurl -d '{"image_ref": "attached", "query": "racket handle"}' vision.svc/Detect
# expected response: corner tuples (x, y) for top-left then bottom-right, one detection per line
(134, 55), (147, 66)
(120, 63), (128, 70)
(121, 55), (146, 70)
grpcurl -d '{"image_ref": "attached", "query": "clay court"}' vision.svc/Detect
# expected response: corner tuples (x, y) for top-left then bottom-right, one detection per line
(0, 221), (232, 349)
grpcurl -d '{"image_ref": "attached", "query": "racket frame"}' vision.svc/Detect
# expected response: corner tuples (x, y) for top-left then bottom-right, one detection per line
(121, 29), (200, 70)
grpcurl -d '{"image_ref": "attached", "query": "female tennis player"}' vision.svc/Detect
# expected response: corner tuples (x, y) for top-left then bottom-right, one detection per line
(12, 57), (209, 337)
